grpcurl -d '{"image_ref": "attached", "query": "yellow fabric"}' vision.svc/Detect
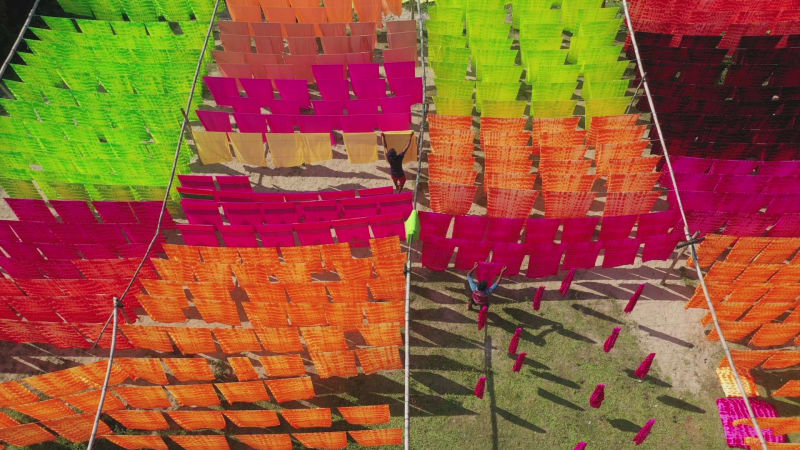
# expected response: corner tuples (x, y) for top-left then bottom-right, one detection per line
(193, 130), (232, 165)
(229, 132), (267, 166)
(300, 133), (333, 164)
(343, 133), (378, 164)
(383, 131), (417, 163)
(267, 133), (304, 168)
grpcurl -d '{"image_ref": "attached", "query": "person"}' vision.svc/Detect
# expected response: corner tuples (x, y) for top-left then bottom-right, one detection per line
(466, 263), (507, 311)
(382, 132), (412, 192)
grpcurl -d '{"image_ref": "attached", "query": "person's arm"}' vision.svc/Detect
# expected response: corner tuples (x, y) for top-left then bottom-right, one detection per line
(487, 267), (507, 294)
(466, 263), (478, 291)
(401, 134), (413, 155)
(382, 133), (390, 161)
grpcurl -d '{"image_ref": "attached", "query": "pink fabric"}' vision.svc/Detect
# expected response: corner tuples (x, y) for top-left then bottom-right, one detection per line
(204, 76), (240, 106)
(94, 201), (137, 224)
(37, 243), (79, 260)
(256, 224), (295, 247)
(599, 216), (639, 240)
(525, 218), (561, 242)
(131, 201), (172, 227)
(759, 160), (800, 176)
(182, 199), (223, 226)
(274, 79), (311, 108)
(709, 159), (758, 175)
(634, 353), (655, 379)
(561, 217), (600, 242)
(300, 200), (341, 222)
(294, 222), (335, 245)
(633, 419), (656, 446)
(178, 174), (215, 190)
(526, 243), (563, 278)
(223, 202), (262, 226)
(178, 224), (219, 246)
(312, 100), (345, 114)
(532, 286), (544, 311)
(388, 77), (423, 103)
(219, 224), (259, 247)
(369, 215), (406, 241)
(562, 242), (601, 270)
(197, 110), (233, 132)
(418, 211), (452, 241)
(487, 217), (524, 242)
(589, 384), (605, 408)
(234, 113), (268, 133)
(508, 328), (522, 354)
(671, 156), (712, 173)
(342, 198), (379, 218)
(513, 352), (526, 372)
(349, 63), (380, 79)
(453, 215), (487, 240)
(240, 78), (274, 104)
(312, 64), (347, 81)
(718, 398), (784, 448)
(768, 213), (800, 236)
(346, 98), (380, 114)
(637, 210), (679, 238)
(379, 112), (412, 131)
(475, 376), (486, 398)
(641, 232), (681, 262)
(262, 203), (301, 224)
(267, 99), (303, 114)
(560, 268), (576, 297)
(724, 213), (777, 236)
(625, 283), (645, 313)
(318, 79), (350, 100)
(454, 240), (492, 270)
(378, 192), (413, 219)
(341, 113), (379, 132)
(352, 78), (387, 99)
(359, 186), (394, 197)
(601, 239), (641, 268)
(266, 115), (298, 133)
(6, 199), (56, 223)
(478, 305), (488, 330)
(332, 217), (371, 247)
(491, 242), (525, 276)
(380, 95), (413, 113)
(603, 327), (621, 353)
(421, 236), (455, 271)
(298, 115), (339, 143)
(574, 443), (587, 450)
(476, 262), (503, 283)
(231, 97), (263, 113)
(385, 61), (415, 79)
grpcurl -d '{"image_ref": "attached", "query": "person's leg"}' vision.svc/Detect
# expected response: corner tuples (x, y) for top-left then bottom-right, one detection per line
(391, 175), (400, 190)
(398, 175), (407, 191)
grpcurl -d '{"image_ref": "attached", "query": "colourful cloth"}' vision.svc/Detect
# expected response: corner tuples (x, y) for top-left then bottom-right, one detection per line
(508, 328), (522, 354)
(300, 133), (333, 164)
(193, 130), (232, 165)
(384, 131), (418, 163)
(603, 327), (621, 353)
(343, 133), (379, 164)
(267, 133), (304, 168)
(229, 132), (266, 166)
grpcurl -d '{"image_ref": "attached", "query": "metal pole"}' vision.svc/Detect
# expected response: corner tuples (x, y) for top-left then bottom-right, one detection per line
(620, 2), (768, 449)
(0, 0), (41, 82)
(86, 299), (118, 450)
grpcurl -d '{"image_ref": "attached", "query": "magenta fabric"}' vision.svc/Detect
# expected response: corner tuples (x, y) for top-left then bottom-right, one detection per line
(312, 64), (347, 81)
(74, 244), (115, 259)
(0, 258), (43, 278)
(182, 199), (223, 226)
(670, 172), (720, 191)
(346, 98), (380, 114)
(0, 221), (19, 242)
(178, 174), (215, 190)
(197, 110), (233, 132)
(767, 196), (800, 214)
(768, 213), (800, 237)
(601, 239), (640, 268)
(709, 159), (758, 175)
(670, 156), (712, 173)
(560, 268), (576, 297)
(332, 217), (371, 247)
(369, 215), (406, 241)
(561, 217), (600, 242)
(122, 224), (156, 244)
(178, 224), (219, 246)
(300, 200), (340, 222)
(349, 63), (380, 80)
(718, 398), (784, 448)
(478, 305), (488, 330)
(526, 242), (563, 278)
(532, 286), (544, 310)
(476, 261), (504, 283)
(253, 224), (294, 247)
(352, 78), (387, 99)
(589, 384), (605, 408)
(685, 210), (727, 235)
(240, 78), (274, 105)
(261, 203), (300, 224)
(759, 160), (800, 176)
(574, 443), (588, 450)
(318, 79), (350, 100)
(715, 175), (769, 194)
(37, 243), (80, 260)
(508, 328), (522, 354)
(603, 327), (621, 353)
(284, 192), (319, 202)
(234, 113), (268, 133)
(131, 201), (172, 227)
(641, 232), (681, 262)
(475, 376), (486, 399)
(379, 193), (413, 219)
(359, 186), (394, 197)
(274, 79), (311, 108)
(312, 100), (345, 115)
(637, 210), (678, 238)
(598, 214), (637, 240)
(8, 222), (57, 244)
(634, 353), (655, 379)
(266, 114), (298, 133)
(453, 215), (487, 240)
(267, 99), (303, 114)
(341, 114), (379, 132)
(385, 61), (415, 79)
(231, 97), (263, 114)
(419, 211), (453, 241)
(215, 191), (254, 202)
(218, 224), (258, 247)
(513, 352), (526, 372)
(487, 217), (524, 242)
(633, 419), (656, 446)
(491, 242), (525, 276)
(525, 218), (560, 242)
(341, 197), (379, 218)
(294, 222), (335, 245)
(321, 191), (356, 200)
(222, 202), (261, 226)
(454, 240), (492, 270)
(624, 283), (645, 314)
(724, 213), (777, 236)
(6, 199), (56, 222)
(379, 112), (412, 131)
(388, 77), (423, 103)
(298, 115), (339, 144)
(562, 242), (601, 270)
(421, 236), (456, 271)
(380, 95), (413, 113)
(80, 224), (128, 245)
(204, 76), (240, 106)
(93, 201), (137, 224)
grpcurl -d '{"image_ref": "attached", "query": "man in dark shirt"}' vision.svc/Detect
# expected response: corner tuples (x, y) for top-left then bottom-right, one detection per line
(382, 132), (413, 192)
(466, 263), (506, 311)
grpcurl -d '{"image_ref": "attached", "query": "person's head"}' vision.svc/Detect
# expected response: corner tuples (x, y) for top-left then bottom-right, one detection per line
(477, 280), (489, 292)
(388, 149), (397, 157)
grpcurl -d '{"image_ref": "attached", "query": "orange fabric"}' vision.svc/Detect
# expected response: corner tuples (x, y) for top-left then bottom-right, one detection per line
(735, 417), (800, 435)
(169, 434), (230, 449)
(539, 159), (591, 175)
(103, 435), (168, 449)
(727, 285), (770, 304)
(543, 191), (595, 218)
(168, 410), (226, 430)
(113, 385), (171, 409)
(224, 410), (281, 428)
(281, 408), (333, 429)
(302, 326), (348, 352)
(769, 265), (800, 284)
(760, 286), (800, 303)
(0, 410), (18, 427)
(192, 297), (241, 326)
(738, 302), (794, 323)
(288, 303), (329, 326)
(266, 376), (316, 403)
(120, 325), (175, 352)
(108, 410), (169, 430)
(372, 258), (405, 280)
(199, 246), (243, 264)
(428, 114), (472, 131)
(750, 323), (800, 347)
(23, 369), (90, 397)
(538, 145), (586, 161)
(762, 351), (800, 369)
(13, 399), (77, 421)
(481, 131), (530, 147)
(233, 263), (278, 287)
(243, 283), (289, 303)
(257, 327), (305, 353)
(359, 323), (402, 347)
(61, 390), (124, 413)
(43, 413), (111, 443)
(285, 282), (329, 303)
(368, 276), (406, 302)
(533, 131), (586, 149)
(756, 238), (800, 264)
(260, 354), (307, 377)
(726, 238), (772, 264)
(707, 320), (762, 342)
(213, 328), (263, 354)
(532, 117), (580, 134)
(215, 381), (271, 404)
(487, 188), (538, 218)
(282, 245), (324, 273)
(141, 279), (186, 299)
(685, 283), (729, 309)
(167, 327), (218, 354)
(234, 433), (293, 450)
(349, 428), (403, 446)
(321, 243), (353, 269)
(338, 404), (391, 425)
(245, 302), (290, 328)
(310, 350), (359, 378)
(293, 432), (348, 449)
(587, 124), (648, 146)
(541, 174), (596, 192)
(705, 262), (749, 284)
(721, 350), (774, 370)
(482, 117), (527, 133)
(275, 263), (312, 283)
(606, 173), (661, 192)
(605, 156), (660, 174)
(429, 181), (477, 215)
(693, 235), (739, 269)
(0, 381), (39, 407)
(114, 358), (168, 385)
(137, 295), (187, 323)
(193, 263), (235, 286)
(590, 114), (640, 129)
(238, 247), (280, 264)
(734, 264), (782, 284)
(700, 302), (752, 325)
(326, 281), (370, 303)
(716, 365), (758, 397)
(484, 173), (537, 190)
(429, 154), (476, 172)
(186, 282), (232, 299)
(70, 360), (128, 387)
(229, 356), (260, 381)
(365, 302), (404, 323)
(325, 303), (365, 331)
(353, 0), (382, 22)
(166, 384), (221, 407)
(430, 140), (475, 158)
(429, 166), (478, 184)
(333, 258), (374, 281)
(229, 3), (263, 21)
(152, 258), (195, 281)
(0, 423), (57, 446)
(163, 244), (203, 263)
(774, 380), (800, 397)
(356, 346), (402, 374)
(164, 357), (215, 381)
(603, 191), (659, 216)
(744, 437), (800, 449)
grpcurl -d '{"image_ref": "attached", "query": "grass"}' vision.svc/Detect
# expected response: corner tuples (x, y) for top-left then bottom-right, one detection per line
(401, 275), (727, 449)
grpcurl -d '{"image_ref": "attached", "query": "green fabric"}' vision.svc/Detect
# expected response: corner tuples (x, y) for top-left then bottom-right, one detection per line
(584, 97), (631, 128)
(531, 64), (580, 85)
(480, 100), (527, 118)
(476, 65), (523, 83)
(435, 79), (475, 98)
(429, 6), (465, 23)
(532, 82), (577, 101)
(432, 62), (468, 80)
(0, 177), (40, 198)
(475, 82), (521, 111)
(39, 16), (76, 32)
(405, 209), (420, 242)
(530, 100), (577, 117)
(581, 61), (631, 79)
(583, 79), (630, 99)
(434, 97), (474, 116)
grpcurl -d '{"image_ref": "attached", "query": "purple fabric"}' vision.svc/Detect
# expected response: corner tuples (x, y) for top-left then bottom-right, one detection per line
(349, 63), (380, 79)
(300, 200), (341, 222)
(379, 112), (412, 131)
(637, 210), (679, 238)
(266, 115), (298, 133)
(6, 199), (56, 222)
(369, 215), (406, 241)
(294, 222), (335, 245)
(318, 79), (350, 100)
(525, 243), (563, 278)
(178, 224), (219, 246)
(532, 286), (544, 311)
(419, 211), (452, 241)
(312, 100), (345, 115)
(717, 398), (784, 448)
(352, 78), (387, 99)
(589, 384), (605, 408)
(182, 199), (223, 226)
(562, 242), (601, 270)
(513, 352), (526, 372)
(598, 215), (637, 240)
(421, 236), (456, 271)
(204, 76), (240, 106)
(454, 240), (492, 270)
(388, 77), (424, 103)
(267, 99), (303, 115)
(634, 353), (655, 379)
(93, 201), (137, 224)
(342, 198), (379, 218)
(346, 98), (380, 114)
(332, 217), (371, 247)
(491, 242), (526, 276)
(633, 419), (656, 446)
(508, 328), (522, 354)
(561, 217), (600, 242)
(312, 64), (347, 81)
(378, 192), (413, 219)
(476, 262), (504, 283)
(274, 79), (311, 108)
(234, 113), (269, 133)
(641, 232), (681, 262)
(453, 215), (487, 240)
(380, 96), (413, 113)
(385, 61), (415, 79)
(223, 202), (262, 226)
(197, 110), (233, 132)
(625, 284), (645, 313)
(256, 224), (296, 247)
(603, 327), (621, 353)
(487, 217), (524, 242)
(341, 114), (379, 132)
(219, 225), (259, 247)
(560, 268), (576, 297)
(475, 376), (486, 399)
(240, 78), (274, 105)
(525, 218), (560, 242)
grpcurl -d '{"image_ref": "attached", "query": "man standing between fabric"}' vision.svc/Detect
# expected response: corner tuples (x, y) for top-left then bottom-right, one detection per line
(466, 263), (507, 311)
(382, 132), (412, 192)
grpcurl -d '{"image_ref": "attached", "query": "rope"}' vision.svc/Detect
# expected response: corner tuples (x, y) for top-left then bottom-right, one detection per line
(620, 2), (768, 449)
(85, 1), (221, 447)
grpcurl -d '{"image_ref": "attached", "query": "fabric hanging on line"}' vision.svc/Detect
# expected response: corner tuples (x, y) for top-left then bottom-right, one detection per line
(229, 132), (267, 166)
(267, 133), (304, 167)
(193, 130), (232, 165)
(343, 133), (379, 164)
(300, 133), (334, 164)
(383, 131), (418, 163)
